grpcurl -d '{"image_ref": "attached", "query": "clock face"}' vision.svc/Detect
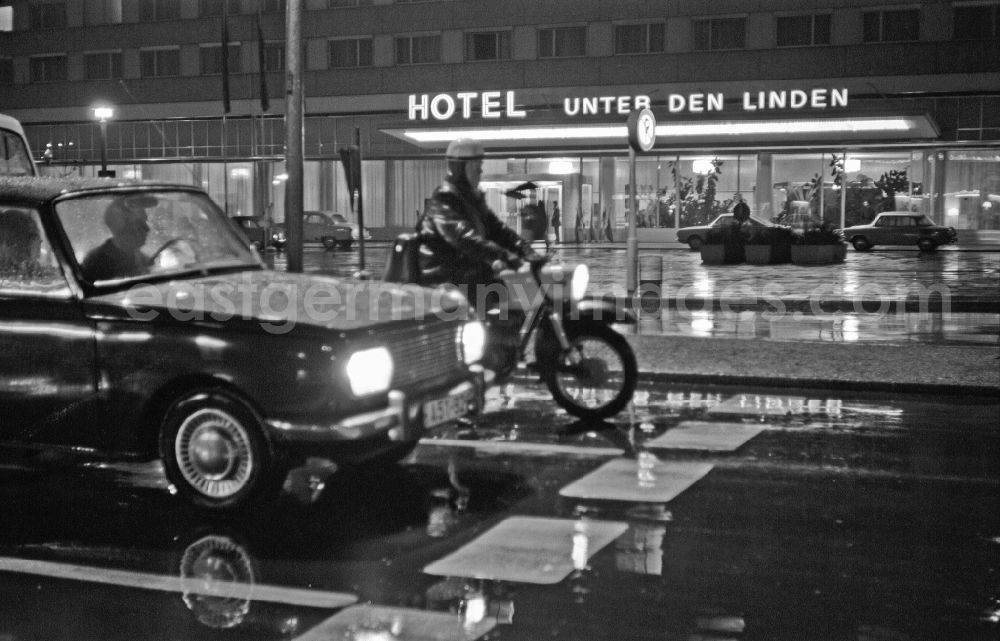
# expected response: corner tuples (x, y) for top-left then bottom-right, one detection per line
(628, 109), (656, 152)
(637, 113), (656, 149)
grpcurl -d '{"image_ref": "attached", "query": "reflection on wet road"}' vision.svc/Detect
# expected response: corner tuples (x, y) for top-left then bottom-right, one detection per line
(1, 379), (997, 640)
(267, 244), (1000, 344)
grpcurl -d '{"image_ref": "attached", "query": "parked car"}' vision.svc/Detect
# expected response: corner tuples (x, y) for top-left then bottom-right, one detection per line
(273, 211), (353, 249)
(774, 211), (823, 232)
(331, 212), (372, 243)
(676, 214), (773, 250)
(0, 113), (37, 177)
(231, 215), (286, 251)
(840, 212), (958, 252)
(0, 176), (485, 511)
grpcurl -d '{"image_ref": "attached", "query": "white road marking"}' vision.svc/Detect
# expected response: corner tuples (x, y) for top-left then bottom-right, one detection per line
(424, 517), (628, 585)
(559, 458), (714, 503)
(419, 438), (624, 457)
(645, 421), (764, 452)
(292, 604), (495, 641)
(0, 557), (357, 609)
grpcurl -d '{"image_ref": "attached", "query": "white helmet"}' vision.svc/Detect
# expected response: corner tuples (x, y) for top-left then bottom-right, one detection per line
(445, 137), (485, 160)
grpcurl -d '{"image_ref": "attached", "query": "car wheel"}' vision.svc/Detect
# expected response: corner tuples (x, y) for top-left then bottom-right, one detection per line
(160, 390), (283, 511)
(338, 239), (353, 249)
(851, 237), (871, 251)
(687, 236), (703, 251)
(917, 238), (938, 252)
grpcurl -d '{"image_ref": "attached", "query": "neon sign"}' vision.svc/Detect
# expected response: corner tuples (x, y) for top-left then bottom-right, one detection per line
(408, 88), (849, 121)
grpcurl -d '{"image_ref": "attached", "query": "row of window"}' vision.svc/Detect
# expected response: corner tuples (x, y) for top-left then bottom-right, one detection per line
(4, 4), (999, 83)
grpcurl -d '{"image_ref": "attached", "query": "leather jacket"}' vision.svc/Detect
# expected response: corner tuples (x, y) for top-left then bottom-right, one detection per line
(417, 176), (533, 288)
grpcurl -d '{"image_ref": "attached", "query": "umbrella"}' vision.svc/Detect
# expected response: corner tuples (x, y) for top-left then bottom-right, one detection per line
(504, 189), (526, 199)
(513, 181), (538, 192)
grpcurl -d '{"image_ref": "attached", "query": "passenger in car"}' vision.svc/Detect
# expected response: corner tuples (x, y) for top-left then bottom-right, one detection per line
(81, 198), (153, 281)
(0, 209), (42, 274)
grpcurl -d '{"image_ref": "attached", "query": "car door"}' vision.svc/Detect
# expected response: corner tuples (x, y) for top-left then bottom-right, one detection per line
(871, 216), (892, 243)
(302, 213), (324, 242)
(0, 208), (98, 448)
(899, 216), (921, 244)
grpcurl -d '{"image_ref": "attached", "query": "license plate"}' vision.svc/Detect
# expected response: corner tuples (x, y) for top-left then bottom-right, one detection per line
(423, 387), (474, 428)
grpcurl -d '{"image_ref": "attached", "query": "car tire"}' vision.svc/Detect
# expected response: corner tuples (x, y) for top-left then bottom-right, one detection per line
(160, 389), (284, 511)
(687, 236), (703, 251)
(851, 237), (872, 251)
(321, 237), (337, 249)
(338, 239), (353, 249)
(917, 238), (938, 252)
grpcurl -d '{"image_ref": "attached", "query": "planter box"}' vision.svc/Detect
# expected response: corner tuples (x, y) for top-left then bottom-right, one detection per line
(700, 243), (744, 265)
(791, 243), (847, 265)
(744, 244), (791, 265)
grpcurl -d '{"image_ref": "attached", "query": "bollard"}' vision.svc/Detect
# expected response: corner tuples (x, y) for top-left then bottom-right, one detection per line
(638, 254), (663, 315)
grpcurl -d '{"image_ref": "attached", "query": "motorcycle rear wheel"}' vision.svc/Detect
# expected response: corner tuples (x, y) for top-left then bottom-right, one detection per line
(537, 321), (638, 420)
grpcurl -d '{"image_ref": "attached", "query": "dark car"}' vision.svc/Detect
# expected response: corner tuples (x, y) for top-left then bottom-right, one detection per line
(274, 211), (353, 249)
(676, 213), (773, 250)
(231, 215), (286, 251)
(840, 212), (958, 252)
(0, 177), (485, 511)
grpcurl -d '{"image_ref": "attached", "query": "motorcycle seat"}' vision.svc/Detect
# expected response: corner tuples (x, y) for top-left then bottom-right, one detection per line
(382, 232), (422, 284)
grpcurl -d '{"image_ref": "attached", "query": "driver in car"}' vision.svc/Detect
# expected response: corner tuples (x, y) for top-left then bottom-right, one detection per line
(81, 197), (153, 281)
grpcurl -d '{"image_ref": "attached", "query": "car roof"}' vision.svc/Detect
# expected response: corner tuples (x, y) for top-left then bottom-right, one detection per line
(0, 176), (204, 206)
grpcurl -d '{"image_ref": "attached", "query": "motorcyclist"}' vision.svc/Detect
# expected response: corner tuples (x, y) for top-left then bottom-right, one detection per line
(417, 137), (542, 300)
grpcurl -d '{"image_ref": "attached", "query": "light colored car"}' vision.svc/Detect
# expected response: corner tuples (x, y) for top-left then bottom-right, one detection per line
(273, 211), (353, 249)
(840, 212), (957, 252)
(331, 212), (372, 243)
(0, 113), (37, 177)
(676, 214), (773, 250)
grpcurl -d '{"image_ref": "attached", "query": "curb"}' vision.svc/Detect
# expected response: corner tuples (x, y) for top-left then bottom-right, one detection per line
(598, 294), (1000, 314)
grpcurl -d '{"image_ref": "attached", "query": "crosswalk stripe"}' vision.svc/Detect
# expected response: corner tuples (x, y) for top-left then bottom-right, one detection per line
(419, 438), (624, 457)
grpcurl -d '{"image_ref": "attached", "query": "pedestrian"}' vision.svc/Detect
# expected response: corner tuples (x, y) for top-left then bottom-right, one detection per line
(603, 209), (614, 242)
(732, 192), (750, 224)
(574, 206), (583, 245)
(534, 198), (549, 250)
(519, 202), (536, 243)
(550, 202), (561, 244)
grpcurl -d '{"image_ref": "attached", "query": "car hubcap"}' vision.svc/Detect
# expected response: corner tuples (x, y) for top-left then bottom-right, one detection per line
(175, 408), (254, 499)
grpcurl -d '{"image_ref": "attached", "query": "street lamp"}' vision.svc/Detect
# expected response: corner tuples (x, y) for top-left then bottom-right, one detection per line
(93, 106), (115, 178)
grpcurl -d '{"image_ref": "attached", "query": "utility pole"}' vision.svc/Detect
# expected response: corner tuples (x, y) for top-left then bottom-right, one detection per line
(284, 0), (304, 273)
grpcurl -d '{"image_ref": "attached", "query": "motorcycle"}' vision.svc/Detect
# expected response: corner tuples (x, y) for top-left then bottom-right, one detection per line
(383, 233), (638, 420)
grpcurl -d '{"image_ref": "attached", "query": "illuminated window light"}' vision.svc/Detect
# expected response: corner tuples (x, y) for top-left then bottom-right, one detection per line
(692, 159), (715, 175)
(844, 158), (861, 173)
(548, 159), (575, 174)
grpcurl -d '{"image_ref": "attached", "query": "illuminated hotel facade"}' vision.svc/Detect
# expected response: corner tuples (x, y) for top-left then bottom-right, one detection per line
(1, 0), (998, 242)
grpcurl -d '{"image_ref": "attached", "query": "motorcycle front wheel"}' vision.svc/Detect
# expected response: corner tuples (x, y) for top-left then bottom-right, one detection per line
(536, 321), (638, 420)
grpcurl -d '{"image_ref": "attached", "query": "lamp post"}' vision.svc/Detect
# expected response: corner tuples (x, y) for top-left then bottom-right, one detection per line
(93, 106), (115, 178)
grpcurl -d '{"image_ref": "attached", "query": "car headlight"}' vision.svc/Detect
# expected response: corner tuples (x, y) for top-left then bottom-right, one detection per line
(345, 347), (393, 396)
(570, 264), (589, 302)
(460, 321), (485, 365)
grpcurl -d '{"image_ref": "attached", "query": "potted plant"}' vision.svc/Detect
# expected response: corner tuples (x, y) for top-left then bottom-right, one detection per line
(699, 218), (744, 265)
(790, 223), (848, 265)
(744, 225), (792, 265)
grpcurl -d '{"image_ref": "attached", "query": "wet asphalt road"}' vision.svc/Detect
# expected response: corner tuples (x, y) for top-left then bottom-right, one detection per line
(2, 378), (998, 641)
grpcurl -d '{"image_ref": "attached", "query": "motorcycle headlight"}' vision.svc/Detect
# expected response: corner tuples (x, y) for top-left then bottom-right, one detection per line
(345, 347), (393, 396)
(460, 320), (485, 365)
(570, 264), (589, 302)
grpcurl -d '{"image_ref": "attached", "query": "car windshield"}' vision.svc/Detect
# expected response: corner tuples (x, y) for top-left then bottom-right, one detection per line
(56, 189), (260, 285)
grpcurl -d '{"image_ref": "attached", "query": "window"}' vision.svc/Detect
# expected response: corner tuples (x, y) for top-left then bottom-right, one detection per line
(0, 57), (12, 84)
(200, 0), (242, 16)
(0, 209), (66, 294)
(84, 51), (123, 80)
(329, 38), (373, 67)
(954, 3), (1000, 39)
(84, 0), (123, 25)
(140, 48), (181, 77)
(538, 26), (587, 58)
(139, 0), (181, 21)
(693, 17), (746, 50)
(465, 31), (511, 61)
(0, 6), (11, 32)
(863, 9), (919, 42)
(29, 55), (67, 82)
(329, 0), (374, 7)
(395, 35), (441, 64)
(262, 0), (286, 11)
(614, 23), (665, 54)
(776, 14), (831, 46)
(29, 2), (66, 29)
(263, 41), (285, 71)
(201, 43), (242, 75)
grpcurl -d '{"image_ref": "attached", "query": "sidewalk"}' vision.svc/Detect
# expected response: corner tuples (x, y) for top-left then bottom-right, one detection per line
(294, 243), (1000, 395)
